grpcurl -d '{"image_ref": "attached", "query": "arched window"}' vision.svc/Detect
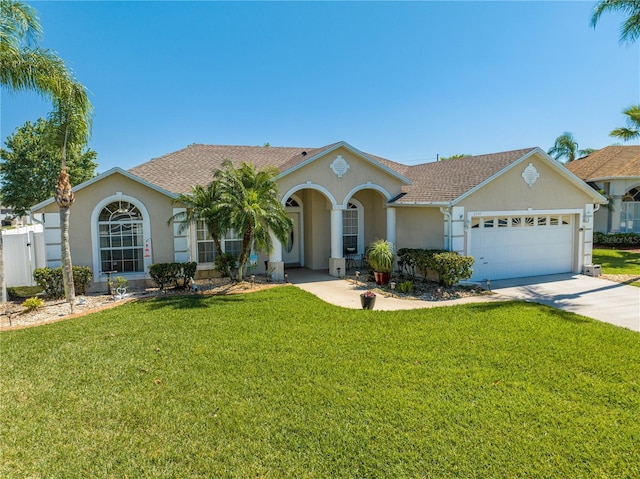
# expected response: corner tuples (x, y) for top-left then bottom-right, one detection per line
(343, 201), (363, 254)
(622, 187), (640, 202)
(98, 200), (144, 272)
(621, 187), (640, 233)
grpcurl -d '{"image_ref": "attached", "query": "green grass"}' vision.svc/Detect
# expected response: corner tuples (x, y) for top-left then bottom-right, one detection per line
(593, 249), (640, 286)
(1, 288), (639, 478)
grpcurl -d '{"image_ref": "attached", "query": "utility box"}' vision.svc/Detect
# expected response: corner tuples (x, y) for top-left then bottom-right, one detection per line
(583, 264), (602, 277)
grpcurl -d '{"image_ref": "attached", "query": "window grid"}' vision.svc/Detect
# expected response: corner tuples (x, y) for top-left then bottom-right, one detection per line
(471, 215), (572, 229)
(98, 201), (144, 273)
(343, 204), (358, 252)
(196, 221), (243, 263)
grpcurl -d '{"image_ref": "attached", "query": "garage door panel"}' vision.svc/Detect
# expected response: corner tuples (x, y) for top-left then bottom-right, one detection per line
(469, 214), (574, 281)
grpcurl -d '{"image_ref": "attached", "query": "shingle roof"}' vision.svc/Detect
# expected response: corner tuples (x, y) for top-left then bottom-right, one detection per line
(564, 146), (640, 180)
(128, 142), (409, 194)
(128, 144), (310, 194)
(395, 148), (537, 203)
(127, 143), (539, 203)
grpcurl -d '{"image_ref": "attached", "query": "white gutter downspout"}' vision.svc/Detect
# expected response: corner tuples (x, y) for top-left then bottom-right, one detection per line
(440, 206), (453, 251)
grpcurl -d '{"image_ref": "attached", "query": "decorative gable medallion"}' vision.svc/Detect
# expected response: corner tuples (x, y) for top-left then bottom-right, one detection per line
(522, 163), (539, 187)
(330, 155), (350, 178)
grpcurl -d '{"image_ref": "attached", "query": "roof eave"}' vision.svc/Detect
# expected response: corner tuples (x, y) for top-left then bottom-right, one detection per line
(450, 147), (608, 206)
(30, 167), (179, 212)
(581, 175), (640, 182)
(275, 141), (413, 185)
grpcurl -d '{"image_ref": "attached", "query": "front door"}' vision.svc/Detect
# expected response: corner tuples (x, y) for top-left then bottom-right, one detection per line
(283, 212), (300, 265)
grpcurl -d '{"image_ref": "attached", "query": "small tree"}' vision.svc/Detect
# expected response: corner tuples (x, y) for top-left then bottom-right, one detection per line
(214, 160), (292, 281)
(1, 118), (97, 216)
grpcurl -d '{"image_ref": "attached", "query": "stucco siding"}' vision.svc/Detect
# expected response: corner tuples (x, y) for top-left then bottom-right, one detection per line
(396, 207), (445, 250)
(303, 189), (331, 270)
(461, 155), (594, 212)
(277, 146), (404, 206)
(36, 172), (176, 284)
(351, 189), (387, 247)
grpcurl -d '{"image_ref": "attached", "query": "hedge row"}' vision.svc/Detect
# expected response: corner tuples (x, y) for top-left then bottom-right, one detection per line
(33, 266), (93, 299)
(397, 248), (475, 286)
(593, 232), (640, 246)
(148, 262), (198, 291)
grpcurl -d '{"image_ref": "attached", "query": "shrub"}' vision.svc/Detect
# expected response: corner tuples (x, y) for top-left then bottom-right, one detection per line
(214, 253), (236, 278)
(113, 276), (129, 291)
(397, 248), (417, 278)
(22, 297), (45, 312)
(149, 262), (198, 290)
(176, 261), (198, 290)
(72, 266), (93, 295)
(593, 232), (640, 247)
(33, 266), (92, 299)
(397, 280), (414, 294)
(149, 263), (180, 291)
(425, 252), (475, 287)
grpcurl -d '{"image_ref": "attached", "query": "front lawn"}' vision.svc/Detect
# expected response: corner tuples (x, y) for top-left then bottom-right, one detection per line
(593, 248), (640, 275)
(593, 248), (640, 287)
(1, 288), (638, 478)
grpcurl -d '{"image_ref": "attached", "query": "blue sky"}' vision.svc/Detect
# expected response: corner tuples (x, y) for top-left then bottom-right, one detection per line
(2, 1), (639, 173)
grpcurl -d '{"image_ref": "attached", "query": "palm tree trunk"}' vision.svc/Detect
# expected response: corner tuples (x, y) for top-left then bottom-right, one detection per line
(59, 205), (75, 311)
(0, 232), (6, 303)
(237, 227), (253, 282)
(55, 163), (75, 312)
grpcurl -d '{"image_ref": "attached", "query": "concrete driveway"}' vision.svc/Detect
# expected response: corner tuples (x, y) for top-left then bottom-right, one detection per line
(491, 274), (640, 332)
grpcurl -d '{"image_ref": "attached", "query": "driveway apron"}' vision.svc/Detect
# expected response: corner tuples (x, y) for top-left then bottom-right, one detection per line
(491, 273), (640, 332)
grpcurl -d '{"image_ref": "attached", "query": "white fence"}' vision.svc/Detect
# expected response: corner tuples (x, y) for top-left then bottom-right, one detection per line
(1, 225), (46, 287)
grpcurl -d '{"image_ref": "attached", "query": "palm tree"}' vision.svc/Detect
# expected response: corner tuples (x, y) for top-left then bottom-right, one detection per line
(548, 132), (578, 162)
(170, 182), (228, 257)
(610, 104), (640, 141)
(0, 0), (92, 306)
(214, 160), (292, 281)
(591, 0), (640, 43)
(48, 83), (93, 309)
(548, 132), (596, 163)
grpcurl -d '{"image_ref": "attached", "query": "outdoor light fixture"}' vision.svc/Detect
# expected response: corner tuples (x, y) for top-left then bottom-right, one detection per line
(285, 273), (289, 283)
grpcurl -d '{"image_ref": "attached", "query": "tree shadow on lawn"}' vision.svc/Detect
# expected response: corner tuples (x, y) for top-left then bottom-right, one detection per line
(139, 293), (244, 311)
(464, 300), (593, 325)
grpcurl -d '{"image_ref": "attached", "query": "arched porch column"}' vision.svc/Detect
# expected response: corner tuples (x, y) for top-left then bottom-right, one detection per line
(329, 208), (345, 277)
(268, 230), (285, 281)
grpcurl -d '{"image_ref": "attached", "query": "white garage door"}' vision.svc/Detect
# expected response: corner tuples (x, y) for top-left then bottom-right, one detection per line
(468, 214), (574, 281)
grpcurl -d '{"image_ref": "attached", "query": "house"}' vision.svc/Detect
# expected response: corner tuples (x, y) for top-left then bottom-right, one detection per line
(565, 146), (640, 234)
(30, 141), (606, 290)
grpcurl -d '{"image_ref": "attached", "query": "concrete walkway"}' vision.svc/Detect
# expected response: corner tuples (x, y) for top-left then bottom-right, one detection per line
(285, 268), (504, 311)
(285, 269), (639, 332)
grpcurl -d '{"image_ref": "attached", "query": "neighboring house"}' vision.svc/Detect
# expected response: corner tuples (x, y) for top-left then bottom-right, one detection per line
(30, 141), (605, 289)
(565, 146), (640, 234)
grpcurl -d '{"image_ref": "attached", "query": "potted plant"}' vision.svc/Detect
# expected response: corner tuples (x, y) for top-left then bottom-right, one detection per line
(360, 290), (376, 310)
(366, 239), (394, 285)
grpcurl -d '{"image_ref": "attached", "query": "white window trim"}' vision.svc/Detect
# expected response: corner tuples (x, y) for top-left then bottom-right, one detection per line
(91, 194), (152, 282)
(343, 199), (364, 256)
(189, 223), (244, 270)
